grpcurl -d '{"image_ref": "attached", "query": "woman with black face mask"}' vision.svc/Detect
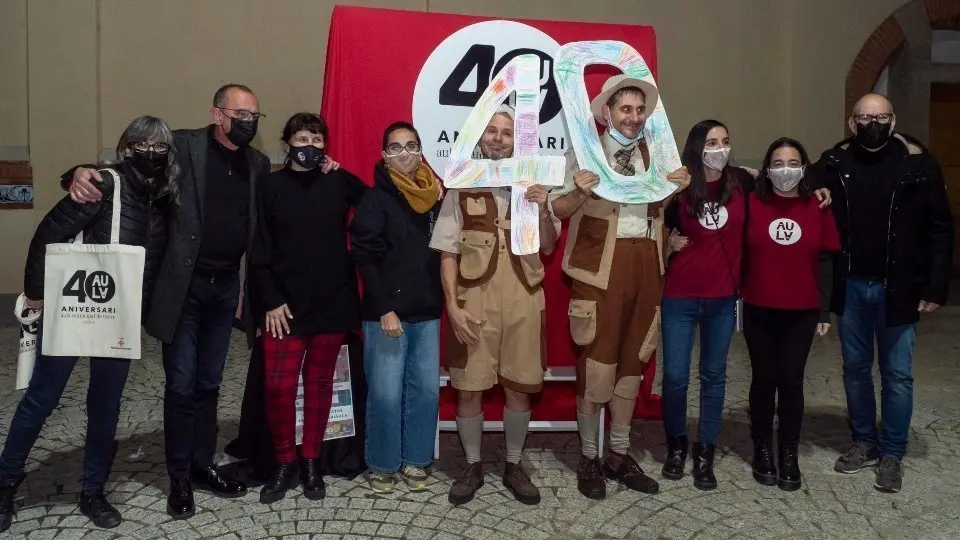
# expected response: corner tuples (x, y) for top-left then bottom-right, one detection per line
(248, 112), (368, 503)
(0, 115), (178, 532)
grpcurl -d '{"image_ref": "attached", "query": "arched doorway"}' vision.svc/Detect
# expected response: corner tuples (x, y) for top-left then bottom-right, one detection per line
(845, 0), (960, 274)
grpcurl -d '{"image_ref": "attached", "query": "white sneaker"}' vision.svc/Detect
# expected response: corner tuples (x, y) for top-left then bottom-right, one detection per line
(400, 465), (429, 491)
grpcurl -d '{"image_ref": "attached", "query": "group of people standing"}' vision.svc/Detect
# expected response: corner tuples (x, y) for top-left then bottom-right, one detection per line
(0, 73), (951, 533)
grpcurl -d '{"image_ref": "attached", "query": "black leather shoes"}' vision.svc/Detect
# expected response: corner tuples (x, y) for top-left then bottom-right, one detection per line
(79, 491), (121, 529)
(0, 482), (18, 533)
(167, 478), (195, 520)
(778, 443), (802, 491)
(752, 440), (777, 486)
(300, 459), (325, 500)
(691, 442), (718, 491)
(661, 435), (689, 480)
(191, 466), (247, 499)
(260, 462), (299, 504)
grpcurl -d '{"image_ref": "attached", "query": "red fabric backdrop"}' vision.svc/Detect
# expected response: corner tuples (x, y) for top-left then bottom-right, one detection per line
(320, 5), (662, 419)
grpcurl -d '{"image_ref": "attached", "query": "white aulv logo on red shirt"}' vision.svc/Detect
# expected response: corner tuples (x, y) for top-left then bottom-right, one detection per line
(698, 203), (728, 230)
(769, 218), (802, 245)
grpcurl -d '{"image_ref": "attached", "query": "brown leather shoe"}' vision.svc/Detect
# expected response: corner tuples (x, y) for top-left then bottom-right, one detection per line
(448, 462), (484, 505)
(577, 455), (606, 500)
(604, 452), (660, 494)
(503, 462), (541, 505)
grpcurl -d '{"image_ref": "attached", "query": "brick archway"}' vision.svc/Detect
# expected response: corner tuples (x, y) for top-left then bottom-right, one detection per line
(845, 0), (960, 129)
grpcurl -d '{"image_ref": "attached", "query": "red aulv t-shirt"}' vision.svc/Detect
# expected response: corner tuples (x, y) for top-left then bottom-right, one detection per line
(742, 192), (841, 310)
(663, 182), (746, 299)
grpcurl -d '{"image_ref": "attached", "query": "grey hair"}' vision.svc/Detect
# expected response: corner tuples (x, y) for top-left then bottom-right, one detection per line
(115, 115), (180, 203)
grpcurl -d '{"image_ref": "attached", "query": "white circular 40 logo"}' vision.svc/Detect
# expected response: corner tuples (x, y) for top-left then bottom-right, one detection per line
(412, 20), (566, 175)
(698, 203), (728, 230)
(769, 218), (802, 246)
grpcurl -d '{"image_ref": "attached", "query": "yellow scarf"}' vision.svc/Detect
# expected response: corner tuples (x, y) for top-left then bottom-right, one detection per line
(388, 163), (440, 214)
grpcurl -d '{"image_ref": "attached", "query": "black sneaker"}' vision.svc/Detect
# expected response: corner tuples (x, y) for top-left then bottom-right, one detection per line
(834, 442), (879, 474)
(0, 483), (17, 533)
(874, 456), (904, 493)
(79, 491), (122, 529)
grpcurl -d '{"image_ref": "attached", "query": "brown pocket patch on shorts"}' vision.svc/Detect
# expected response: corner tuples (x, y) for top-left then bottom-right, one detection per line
(637, 306), (661, 362)
(568, 214), (609, 274)
(568, 299), (598, 346)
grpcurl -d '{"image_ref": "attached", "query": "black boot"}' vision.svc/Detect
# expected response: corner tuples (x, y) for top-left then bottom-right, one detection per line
(0, 482), (18, 533)
(661, 435), (688, 480)
(260, 462), (299, 504)
(166, 478), (195, 520)
(300, 459), (325, 500)
(778, 443), (801, 491)
(691, 443), (717, 491)
(751, 440), (777, 486)
(79, 491), (122, 529)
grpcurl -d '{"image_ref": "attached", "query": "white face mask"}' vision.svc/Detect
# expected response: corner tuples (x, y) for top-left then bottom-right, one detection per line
(703, 147), (731, 171)
(768, 166), (804, 192)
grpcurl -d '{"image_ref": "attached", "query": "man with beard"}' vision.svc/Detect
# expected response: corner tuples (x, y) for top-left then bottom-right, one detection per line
(430, 105), (559, 506)
(551, 75), (690, 500)
(811, 93), (952, 493)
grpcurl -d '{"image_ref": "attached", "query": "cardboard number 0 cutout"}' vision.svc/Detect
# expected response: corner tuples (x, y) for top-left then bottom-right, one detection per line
(554, 41), (682, 204)
(443, 54), (565, 255)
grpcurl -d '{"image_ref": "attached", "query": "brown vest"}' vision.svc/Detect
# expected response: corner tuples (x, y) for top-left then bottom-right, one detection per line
(456, 190), (545, 292)
(560, 141), (668, 290)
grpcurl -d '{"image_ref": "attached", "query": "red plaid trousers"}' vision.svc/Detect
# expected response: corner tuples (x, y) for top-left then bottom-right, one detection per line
(262, 332), (345, 463)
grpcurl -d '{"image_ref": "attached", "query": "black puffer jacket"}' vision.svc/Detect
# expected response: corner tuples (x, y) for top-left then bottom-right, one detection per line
(25, 162), (173, 313)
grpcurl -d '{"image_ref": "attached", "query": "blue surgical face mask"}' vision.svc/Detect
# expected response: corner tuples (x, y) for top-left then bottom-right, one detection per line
(605, 110), (644, 146)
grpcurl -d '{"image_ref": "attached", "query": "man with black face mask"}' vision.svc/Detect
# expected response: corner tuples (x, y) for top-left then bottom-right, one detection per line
(61, 84), (273, 519)
(810, 93), (953, 494)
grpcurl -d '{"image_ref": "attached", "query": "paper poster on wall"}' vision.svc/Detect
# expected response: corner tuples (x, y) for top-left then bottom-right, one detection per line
(554, 40), (681, 204)
(295, 344), (355, 444)
(442, 53), (565, 255)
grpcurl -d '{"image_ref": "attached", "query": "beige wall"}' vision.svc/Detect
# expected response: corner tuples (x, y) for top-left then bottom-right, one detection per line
(0, 0), (916, 293)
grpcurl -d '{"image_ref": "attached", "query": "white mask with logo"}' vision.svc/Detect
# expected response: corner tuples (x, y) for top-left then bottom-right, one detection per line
(703, 147), (730, 171)
(768, 166), (804, 192)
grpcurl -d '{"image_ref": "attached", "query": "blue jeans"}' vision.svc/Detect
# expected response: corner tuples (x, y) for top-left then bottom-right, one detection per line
(660, 297), (737, 444)
(161, 271), (240, 478)
(363, 319), (440, 474)
(0, 323), (130, 492)
(838, 279), (916, 459)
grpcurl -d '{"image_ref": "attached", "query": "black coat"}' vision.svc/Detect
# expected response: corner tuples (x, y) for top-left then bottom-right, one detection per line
(810, 134), (954, 327)
(142, 126), (270, 344)
(28, 163), (172, 312)
(349, 164), (443, 322)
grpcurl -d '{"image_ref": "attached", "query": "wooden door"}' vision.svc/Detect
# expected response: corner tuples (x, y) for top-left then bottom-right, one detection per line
(928, 83), (960, 275)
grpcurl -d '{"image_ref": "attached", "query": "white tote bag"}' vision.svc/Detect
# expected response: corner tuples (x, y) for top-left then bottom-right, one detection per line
(41, 169), (146, 360)
(14, 293), (41, 390)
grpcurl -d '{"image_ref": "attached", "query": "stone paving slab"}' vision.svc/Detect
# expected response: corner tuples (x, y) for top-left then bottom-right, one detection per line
(0, 307), (959, 538)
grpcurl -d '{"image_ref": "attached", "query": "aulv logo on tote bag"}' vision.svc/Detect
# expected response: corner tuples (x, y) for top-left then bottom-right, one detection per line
(42, 169), (146, 359)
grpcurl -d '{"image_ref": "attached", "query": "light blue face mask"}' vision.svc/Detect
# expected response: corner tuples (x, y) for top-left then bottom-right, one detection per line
(605, 109), (644, 146)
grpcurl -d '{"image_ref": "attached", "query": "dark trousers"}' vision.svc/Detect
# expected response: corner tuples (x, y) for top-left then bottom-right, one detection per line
(262, 332), (344, 463)
(162, 271), (240, 479)
(743, 303), (819, 445)
(0, 324), (130, 493)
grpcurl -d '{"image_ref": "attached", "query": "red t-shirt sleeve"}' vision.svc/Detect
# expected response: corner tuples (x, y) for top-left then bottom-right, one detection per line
(819, 207), (841, 252)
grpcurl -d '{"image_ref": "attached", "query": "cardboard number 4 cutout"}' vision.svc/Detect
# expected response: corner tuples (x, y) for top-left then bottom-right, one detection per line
(554, 41), (681, 204)
(443, 54), (565, 255)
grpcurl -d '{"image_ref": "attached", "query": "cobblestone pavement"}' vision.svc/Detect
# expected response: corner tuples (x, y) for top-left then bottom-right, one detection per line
(0, 307), (958, 540)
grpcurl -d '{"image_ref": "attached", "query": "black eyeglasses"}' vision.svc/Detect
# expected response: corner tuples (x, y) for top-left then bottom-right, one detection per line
(131, 141), (170, 154)
(218, 107), (265, 122)
(851, 113), (894, 125)
(385, 142), (421, 156)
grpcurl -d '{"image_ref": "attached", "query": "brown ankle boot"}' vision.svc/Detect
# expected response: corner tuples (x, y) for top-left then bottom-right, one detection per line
(604, 452), (660, 494)
(448, 462), (484, 505)
(503, 462), (540, 505)
(577, 455), (606, 500)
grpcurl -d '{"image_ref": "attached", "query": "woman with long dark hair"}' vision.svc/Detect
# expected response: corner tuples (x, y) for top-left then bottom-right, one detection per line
(660, 120), (753, 490)
(741, 137), (839, 491)
(350, 121), (443, 494)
